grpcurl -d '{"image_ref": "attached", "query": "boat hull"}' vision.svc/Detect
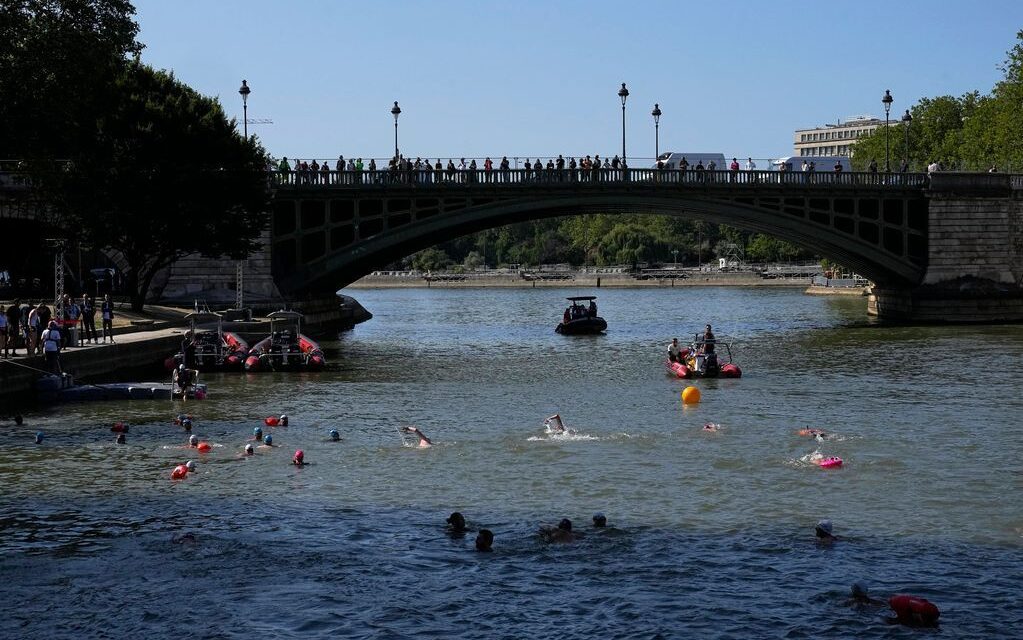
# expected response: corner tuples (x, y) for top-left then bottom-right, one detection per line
(556, 317), (607, 335)
(244, 333), (326, 372)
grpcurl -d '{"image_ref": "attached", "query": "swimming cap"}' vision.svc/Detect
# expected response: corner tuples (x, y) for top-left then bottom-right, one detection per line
(178, 364), (185, 371)
(816, 519), (833, 535)
(329, 429), (340, 441)
(14, 415), (23, 426)
(116, 433), (126, 444)
(189, 434), (199, 446)
(592, 513), (607, 527)
(254, 426), (263, 436)
(294, 449), (304, 461)
(558, 518), (572, 531)
(244, 444), (254, 454)
(185, 460), (197, 472)
(182, 418), (192, 430)
(279, 414), (288, 426)
(263, 434), (272, 445)
(851, 582), (868, 598)
(34, 431), (44, 444)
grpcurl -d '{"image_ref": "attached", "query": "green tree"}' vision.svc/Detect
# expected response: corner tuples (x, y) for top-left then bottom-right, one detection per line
(41, 63), (270, 311)
(411, 247), (451, 272)
(0, 0), (143, 158)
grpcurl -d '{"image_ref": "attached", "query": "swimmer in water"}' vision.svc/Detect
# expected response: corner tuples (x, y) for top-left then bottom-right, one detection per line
(447, 512), (468, 534)
(251, 427), (263, 442)
(845, 582), (885, 608)
(238, 443), (255, 458)
(815, 519), (839, 545)
(328, 429), (341, 442)
(258, 434), (277, 449)
(475, 529), (494, 552)
(171, 532), (197, 545)
(279, 414), (289, 427)
(292, 449), (306, 466)
(540, 518), (580, 543)
(592, 513), (607, 528)
(34, 431), (44, 444)
(181, 417), (193, 432)
(703, 422), (721, 432)
(115, 433), (126, 445)
(187, 434), (199, 448)
(797, 427), (827, 439)
(543, 414), (566, 433)
(185, 460), (197, 473)
(401, 426), (432, 448)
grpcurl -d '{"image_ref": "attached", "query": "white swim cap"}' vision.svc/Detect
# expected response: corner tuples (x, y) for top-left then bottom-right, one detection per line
(185, 460), (197, 472)
(816, 519), (833, 535)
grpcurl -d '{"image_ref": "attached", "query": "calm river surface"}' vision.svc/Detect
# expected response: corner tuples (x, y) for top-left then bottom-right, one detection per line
(2, 287), (1021, 639)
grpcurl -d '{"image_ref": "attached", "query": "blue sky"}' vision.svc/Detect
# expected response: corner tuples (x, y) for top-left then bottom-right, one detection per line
(133, 1), (1019, 163)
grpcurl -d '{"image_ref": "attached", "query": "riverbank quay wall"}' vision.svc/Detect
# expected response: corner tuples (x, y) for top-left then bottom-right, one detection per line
(868, 174), (1023, 322)
(0, 327), (182, 407)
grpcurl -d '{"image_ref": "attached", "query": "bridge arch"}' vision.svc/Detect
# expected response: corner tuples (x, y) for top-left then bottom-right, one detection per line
(270, 179), (928, 295)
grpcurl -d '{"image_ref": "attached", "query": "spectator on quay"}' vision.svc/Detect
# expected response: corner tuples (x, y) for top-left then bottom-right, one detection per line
(5, 299), (21, 357)
(868, 158), (878, 175)
(484, 157), (493, 183)
(523, 159), (532, 182)
(0, 303), (7, 358)
(335, 155), (345, 184)
(707, 159), (717, 183)
(80, 294), (97, 344)
(729, 157), (740, 182)
(545, 158), (554, 182)
(695, 160), (705, 182)
(611, 154), (621, 180)
(40, 320), (62, 374)
(592, 155), (602, 182)
(319, 160), (329, 184)
(27, 302), (41, 355)
(745, 157), (757, 171)
(446, 159), (456, 182)
(65, 296), (81, 348)
(680, 156), (689, 181)
(346, 157), (356, 181)
(500, 156), (510, 183)
(533, 158), (543, 182)
(424, 159), (434, 184)
(310, 159), (320, 184)
(469, 158), (478, 183)
(834, 161), (843, 173)
(899, 159), (910, 173)
(556, 155), (565, 181)
(568, 156), (577, 182)
(101, 294), (115, 343)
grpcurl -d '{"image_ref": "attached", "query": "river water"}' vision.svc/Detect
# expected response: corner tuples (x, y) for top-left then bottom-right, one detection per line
(1, 287), (1021, 639)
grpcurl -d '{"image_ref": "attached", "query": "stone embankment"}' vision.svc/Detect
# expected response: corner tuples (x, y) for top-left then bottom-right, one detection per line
(347, 269), (814, 289)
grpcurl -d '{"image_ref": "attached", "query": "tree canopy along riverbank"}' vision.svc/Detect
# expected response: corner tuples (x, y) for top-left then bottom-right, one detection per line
(1, 0), (269, 311)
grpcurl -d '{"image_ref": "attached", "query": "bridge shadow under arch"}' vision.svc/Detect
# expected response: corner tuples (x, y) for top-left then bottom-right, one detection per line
(271, 186), (928, 295)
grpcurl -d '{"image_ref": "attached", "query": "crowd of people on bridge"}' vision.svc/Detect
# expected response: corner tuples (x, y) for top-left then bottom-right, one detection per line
(271, 153), (936, 187)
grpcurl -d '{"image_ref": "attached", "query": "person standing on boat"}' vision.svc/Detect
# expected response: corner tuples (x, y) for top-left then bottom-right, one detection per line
(588, 299), (597, 318)
(702, 325), (716, 354)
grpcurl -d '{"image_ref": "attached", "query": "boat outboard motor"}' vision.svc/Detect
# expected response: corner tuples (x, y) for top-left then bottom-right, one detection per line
(704, 353), (720, 376)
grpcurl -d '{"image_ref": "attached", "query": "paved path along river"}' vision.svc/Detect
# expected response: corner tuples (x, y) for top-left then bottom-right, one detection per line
(1, 287), (1020, 638)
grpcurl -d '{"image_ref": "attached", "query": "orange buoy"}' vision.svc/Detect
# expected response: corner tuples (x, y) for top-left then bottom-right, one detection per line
(171, 465), (188, 480)
(682, 386), (701, 404)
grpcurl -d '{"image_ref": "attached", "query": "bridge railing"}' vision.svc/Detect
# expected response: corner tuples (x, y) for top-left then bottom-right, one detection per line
(268, 168), (930, 189)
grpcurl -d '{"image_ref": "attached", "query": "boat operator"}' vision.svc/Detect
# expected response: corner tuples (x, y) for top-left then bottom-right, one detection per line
(701, 325), (716, 354)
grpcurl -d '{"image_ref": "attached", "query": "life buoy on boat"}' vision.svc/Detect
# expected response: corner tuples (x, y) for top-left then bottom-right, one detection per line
(889, 595), (940, 626)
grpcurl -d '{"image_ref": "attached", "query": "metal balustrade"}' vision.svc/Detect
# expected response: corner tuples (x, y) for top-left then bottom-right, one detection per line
(268, 168), (931, 189)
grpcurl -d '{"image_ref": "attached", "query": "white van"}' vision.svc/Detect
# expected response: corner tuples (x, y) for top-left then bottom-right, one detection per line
(655, 152), (728, 170)
(772, 156), (851, 172)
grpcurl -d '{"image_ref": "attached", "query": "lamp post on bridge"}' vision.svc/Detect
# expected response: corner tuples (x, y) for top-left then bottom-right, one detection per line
(618, 83), (629, 177)
(238, 80), (250, 139)
(652, 103), (662, 161)
(901, 109), (912, 170)
(672, 248), (678, 270)
(391, 101), (401, 159)
(882, 89), (893, 173)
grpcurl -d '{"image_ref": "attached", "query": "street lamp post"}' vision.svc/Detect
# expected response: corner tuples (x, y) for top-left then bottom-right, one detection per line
(238, 80), (250, 139)
(651, 103), (662, 161)
(672, 248), (678, 269)
(901, 109), (913, 169)
(391, 101), (401, 159)
(618, 83), (629, 176)
(882, 89), (893, 173)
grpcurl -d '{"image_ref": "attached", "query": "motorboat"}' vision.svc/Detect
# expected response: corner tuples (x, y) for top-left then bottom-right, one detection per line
(555, 296), (607, 335)
(244, 310), (326, 371)
(165, 312), (249, 371)
(666, 333), (742, 379)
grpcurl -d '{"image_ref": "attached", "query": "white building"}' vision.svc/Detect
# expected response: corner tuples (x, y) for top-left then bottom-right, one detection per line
(793, 116), (884, 158)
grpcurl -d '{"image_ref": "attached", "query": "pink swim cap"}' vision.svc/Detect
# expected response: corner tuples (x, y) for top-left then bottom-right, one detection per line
(294, 449), (304, 461)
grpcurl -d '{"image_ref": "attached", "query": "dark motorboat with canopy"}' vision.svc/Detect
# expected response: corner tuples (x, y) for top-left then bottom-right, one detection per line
(165, 311), (249, 371)
(555, 296), (607, 335)
(244, 310), (326, 372)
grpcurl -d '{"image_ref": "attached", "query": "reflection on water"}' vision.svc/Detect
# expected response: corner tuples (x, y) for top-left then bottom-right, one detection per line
(1, 287), (1021, 638)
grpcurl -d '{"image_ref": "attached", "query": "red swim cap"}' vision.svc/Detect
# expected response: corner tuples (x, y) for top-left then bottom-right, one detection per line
(197, 442), (212, 453)
(294, 449), (304, 461)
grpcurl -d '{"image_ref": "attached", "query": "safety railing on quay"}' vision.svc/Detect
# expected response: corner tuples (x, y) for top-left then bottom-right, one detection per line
(268, 168), (931, 189)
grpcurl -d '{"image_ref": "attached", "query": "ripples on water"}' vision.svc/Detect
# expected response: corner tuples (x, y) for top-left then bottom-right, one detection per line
(1, 287), (1021, 638)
